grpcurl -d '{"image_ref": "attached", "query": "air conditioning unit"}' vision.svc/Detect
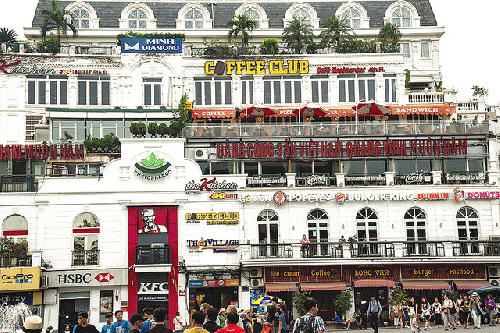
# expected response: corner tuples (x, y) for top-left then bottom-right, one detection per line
(41, 276), (49, 288)
(251, 278), (264, 288)
(488, 265), (500, 278)
(249, 267), (263, 278)
(194, 148), (208, 160)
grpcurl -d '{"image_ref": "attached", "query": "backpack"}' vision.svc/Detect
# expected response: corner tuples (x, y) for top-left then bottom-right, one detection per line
(294, 316), (314, 333)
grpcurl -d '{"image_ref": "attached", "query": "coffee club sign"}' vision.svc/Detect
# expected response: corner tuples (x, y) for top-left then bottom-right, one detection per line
(134, 153), (171, 180)
(205, 60), (309, 76)
(216, 139), (467, 160)
(185, 212), (239, 225)
(0, 144), (84, 160)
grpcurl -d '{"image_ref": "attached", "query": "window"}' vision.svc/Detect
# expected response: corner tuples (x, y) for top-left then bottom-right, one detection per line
(241, 77), (254, 105)
(128, 9), (147, 29)
(195, 78), (232, 106)
(341, 8), (361, 28)
(243, 9), (260, 28)
(311, 76), (329, 103)
(405, 207), (427, 255)
(264, 76), (301, 104)
(338, 74), (375, 103)
(257, 210), (279, 257)
(143, 78), (162, 106)
(72, 212), (100, 266)
(26, 115), (43, 142)
(307, 209), (329, 256)
(456, 206), (479, 254)
(293, 9), (311, 25)
(78, 76), (110, 106)
(27, 75), (68, 105)
(2, 214), (28, 238)
(356, 208), (378, 255)
(391, 7), (411, 27)
(401, 42), (410, 58)
(421, 42), (430, 58)
(72, 8), (90, 29)
(185, 9), (203, 29)
(384, 74), (397, 103)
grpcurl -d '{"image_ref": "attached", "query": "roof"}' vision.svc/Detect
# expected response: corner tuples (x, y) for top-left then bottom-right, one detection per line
(31, 0), (438, 30)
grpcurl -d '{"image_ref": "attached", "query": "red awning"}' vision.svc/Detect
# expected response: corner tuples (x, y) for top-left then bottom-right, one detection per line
(389, 105), (456, 115)
(354, 279), (396, 288)
(301, 282), (347, 291)
(192, 109), (236, 118)
(455, 280), (491, 290)
(402, 281), (450, 290)
(266, 282), (297, 292)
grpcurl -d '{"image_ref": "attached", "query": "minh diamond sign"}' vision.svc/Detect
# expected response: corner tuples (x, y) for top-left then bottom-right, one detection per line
(135, 153), (171, 180)
(121, 38), (183, 54)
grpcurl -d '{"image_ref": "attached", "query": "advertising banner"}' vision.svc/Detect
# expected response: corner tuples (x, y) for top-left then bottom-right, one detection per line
(44, 268), (127, 288)
(121, 38), (182, 54)
(0, 267), (40, 291)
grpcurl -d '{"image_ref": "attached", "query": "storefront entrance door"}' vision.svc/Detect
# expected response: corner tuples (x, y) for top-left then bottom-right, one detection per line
(355, 287), (388, 311)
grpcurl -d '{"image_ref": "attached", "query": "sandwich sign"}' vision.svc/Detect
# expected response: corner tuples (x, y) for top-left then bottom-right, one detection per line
(121, 38), (183, 54)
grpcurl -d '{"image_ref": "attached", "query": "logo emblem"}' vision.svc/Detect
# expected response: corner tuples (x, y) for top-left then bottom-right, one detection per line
(135, 153), (171, 180)
(335, 192), (346, 203)
(124, 42), (140, 51)
(454, 189), (464, 202)
(95, 273), (115, 283)
(273, 191), (287, 206)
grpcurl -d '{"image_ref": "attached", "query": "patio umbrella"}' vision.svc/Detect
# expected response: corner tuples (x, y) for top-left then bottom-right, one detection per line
(295, 103), (328, 117)
(251, 296), (284, 306)
(353, 102), (392, 117)
(467, 285), (500, 294)
(241, 104), (276, 117)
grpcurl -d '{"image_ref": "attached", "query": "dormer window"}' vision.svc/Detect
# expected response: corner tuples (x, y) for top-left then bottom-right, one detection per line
(72, 8), (90, 29)
(185, 9), (204, 29)
(342, 8), (361, 28)
(392, 7), (411, 27)
(128, 9), (147, 29)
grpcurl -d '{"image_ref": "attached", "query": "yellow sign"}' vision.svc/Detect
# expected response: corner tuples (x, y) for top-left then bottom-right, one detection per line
(185, 102), (193, 110)
(204, 60), (309, 75)
(0, 267), (41, 291)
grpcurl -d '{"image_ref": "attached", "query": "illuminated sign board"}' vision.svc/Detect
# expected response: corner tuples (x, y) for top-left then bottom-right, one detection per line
(204, 60), (309, 75)
(0, 144), (84, 160)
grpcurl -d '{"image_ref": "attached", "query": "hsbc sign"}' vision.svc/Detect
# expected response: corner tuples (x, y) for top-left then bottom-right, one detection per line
(44, 269), (126, 287)
(138, 282), (169, 295)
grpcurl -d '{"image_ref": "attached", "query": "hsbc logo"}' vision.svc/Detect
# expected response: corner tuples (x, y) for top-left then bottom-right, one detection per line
(95, 273), (115, 283)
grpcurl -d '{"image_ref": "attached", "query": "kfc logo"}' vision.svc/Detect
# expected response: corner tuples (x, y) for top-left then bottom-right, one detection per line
(95, 273), (115, 283)
(138, 209), (168, 234)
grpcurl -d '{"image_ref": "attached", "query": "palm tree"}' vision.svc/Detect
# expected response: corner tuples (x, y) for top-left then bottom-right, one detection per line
(282, 17), (314, 54)
(227, 14), (258, 48)
(0, 28), (17, 44)
(41, 0), (77, 42)
(319, 16), (353, 51)
(378, 23), (401, 45)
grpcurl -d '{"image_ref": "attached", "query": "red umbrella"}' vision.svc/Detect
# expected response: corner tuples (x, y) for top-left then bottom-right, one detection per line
(240, 104), (276, 117)
(295, 103), (328, 117)
(353, 102), (391, 116)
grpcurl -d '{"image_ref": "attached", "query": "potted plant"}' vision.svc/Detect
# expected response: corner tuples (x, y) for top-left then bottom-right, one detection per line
(380, 310), (389, 326)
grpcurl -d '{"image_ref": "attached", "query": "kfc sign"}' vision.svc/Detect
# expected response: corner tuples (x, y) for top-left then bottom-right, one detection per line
(138, 208), (168, 234)
(138, 282), (169, 294)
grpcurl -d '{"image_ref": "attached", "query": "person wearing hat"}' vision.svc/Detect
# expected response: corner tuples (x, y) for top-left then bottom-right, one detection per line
(73, 312), (99, 333)
(129, 314), (145, 333)
(469, 292), (482, 329)
(24, 315), (43, 333)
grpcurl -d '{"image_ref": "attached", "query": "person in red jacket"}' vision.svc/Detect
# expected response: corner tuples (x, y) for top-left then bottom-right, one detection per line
(215, 312), (245, 333)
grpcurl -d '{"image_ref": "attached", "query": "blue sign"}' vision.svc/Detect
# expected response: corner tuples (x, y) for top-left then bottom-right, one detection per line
(121, 38), (183, 54)
(188, 280), (204, 287)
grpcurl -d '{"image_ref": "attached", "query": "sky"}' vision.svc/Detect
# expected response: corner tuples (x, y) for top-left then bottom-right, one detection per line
(0, 0), (499, 104)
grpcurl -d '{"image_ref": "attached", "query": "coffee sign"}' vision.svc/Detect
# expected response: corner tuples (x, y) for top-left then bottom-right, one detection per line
(265, 266), (341, 283)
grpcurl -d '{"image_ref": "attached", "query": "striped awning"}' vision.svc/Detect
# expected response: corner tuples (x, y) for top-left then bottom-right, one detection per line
(301, 282), (347, 291)
(455, 280), (491, 290)
(354, 279), (396, 288)
(402, 281), (450, 290)
(266, 282), (297, 292)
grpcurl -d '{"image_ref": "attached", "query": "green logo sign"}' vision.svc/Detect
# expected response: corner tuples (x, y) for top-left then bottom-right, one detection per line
(135, 153), (171, 180)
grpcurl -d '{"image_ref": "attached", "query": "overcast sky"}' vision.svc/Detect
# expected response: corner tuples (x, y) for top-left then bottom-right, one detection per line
(1, 0), (498, 104)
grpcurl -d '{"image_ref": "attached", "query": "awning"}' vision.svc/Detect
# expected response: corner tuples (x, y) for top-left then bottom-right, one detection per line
(192, 109), (236, 118)
(455, 280), (491, 290)
(301, 282), (347, 291)
(389, 105), (456, 115)
(266, 282), (297, 292)
(354, 279), (396, 288)
(402, 281), (450, 290)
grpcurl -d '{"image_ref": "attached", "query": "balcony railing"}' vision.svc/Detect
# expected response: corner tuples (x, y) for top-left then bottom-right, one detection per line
(251, 243), (293, 259)
(247, 174), (287, 187)
(300, 242), (344, 258)
(403, 241), (445, 257)
(184, 121), (490, 139)
(452, 240), (500, 256)
(406, 92), (445, 104)
(72, 250), (99, 266)
(296, 174), (336, 187)
(0, 175), (38, 192)
(0, 252), (32, 268)
(135, 246), (171, 265)
(351, 242), (395, 257)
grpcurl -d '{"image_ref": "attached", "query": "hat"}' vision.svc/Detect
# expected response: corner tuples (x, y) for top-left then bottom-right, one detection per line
(472, 292), (478, 297)
(361, 301), (367, 305)
(24, 315), (43, 332)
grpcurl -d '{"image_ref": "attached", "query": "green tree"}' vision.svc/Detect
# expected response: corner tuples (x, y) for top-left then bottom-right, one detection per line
(472, 85), (489, 97)
(390, 289), (410, 305)
(260, 38), (279, 55)
(41, 0), (77, 42)
(292, 291), (314, 316)
(168, 94), (191, 138)
(377, 23), (401, 53)
(282, 17), (314, 54)
(319, 16), (353, 51)
(0, 28), (17, 44)
(334, 292), (353, 318)
(147, 123), (159, 137)
(227, 14), (258, 48)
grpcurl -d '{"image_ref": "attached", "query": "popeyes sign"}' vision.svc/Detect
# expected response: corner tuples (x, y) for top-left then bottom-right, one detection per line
(205, 60), (309, 75)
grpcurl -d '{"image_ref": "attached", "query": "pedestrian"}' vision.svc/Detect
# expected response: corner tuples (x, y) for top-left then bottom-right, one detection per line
(102, 313), (113, 333)
(129, 314), (145, 333)
(149, 308), (173, 333)
(251, 307), (264, 333)
(485, 294), (497, 326)
(277, 304), (290, 333)
(204, 308), (222, 333)
(461, 295), (471, 329)
(402, 301), (409, 328)
(174, 312), (184, 333)
(431, 298), (442, 328)
(469, 292), (482, 329)
(390, 303), (398, 328)
(111, 311), (132, 333)
(73, 312), (99, 333)
(442, 294), (457, 330)
(366, 296), (382, 333)
(216, 309), (227, 328)
(292, 299), (324, 333)
(23, 315), (43, 333)
(142, 308), (157, 333)
(421, 298), (431, 331)
(359, 301), (368, 330)
(184, 311), (209, 333)
(408, 297), (419, 333)
(456, 295), (464, 327)
(215, 312), (246, 333)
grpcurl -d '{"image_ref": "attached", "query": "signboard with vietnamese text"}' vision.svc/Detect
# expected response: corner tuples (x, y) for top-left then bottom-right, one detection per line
(265, 266), (341, 283)
(343, 265), (400, 283)
(0, 267), (41, 291)
(0, 144), (84, 160)
(402, 264), (485, 280)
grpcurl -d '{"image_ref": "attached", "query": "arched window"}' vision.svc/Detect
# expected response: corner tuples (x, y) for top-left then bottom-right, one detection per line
(176, 4), (212, 30)
(456, 206), (479, 254)
(128, 9), (147, 29)
(335, 2), (369, 29)
(72, 8), (90, 29)
(120, 3), (156, 30)
(235, 3), (268, 29)
(2, 214), (28, 237)
(342, 8), (361, 28)
(243, 9), (260, 28)
(306, 209), (328, 256)
(384, 1), (420, 28)
(72, 212), (100, 266)
(293, 8), (311, 24)
(257, 209), (278, 257)
(391, 7), (411, 27)
(405, 207), (427, 255)
(284, 3), (319, 29)
(356, 208), (378, 255)
(185, 9), (204, 29)
(66, 2), (99, 29)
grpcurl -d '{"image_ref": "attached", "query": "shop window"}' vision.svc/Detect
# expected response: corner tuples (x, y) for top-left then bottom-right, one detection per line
(195, 78), (232, 106)
(261, 161), (287, 176)
(241, 77), (254, 105)
(341, 7), (361, 28)
(264, 77), (301, 104)
(77, 76), (110, 106)
(384, 74), (397, 103)
(444, 159), (466, 174)
(72, 212), (100, 266)
(339, 74), (375, 104)
(307, 209), (329, 256)
(405, 207), (427, 255)
(27, 75), (68, 105)
(311, 76), (329, 104)
(143, 78), (162, 106)
(128, 9), (147, 29)
(356, 208), (378, 255)
(257, 210), (279, 257)
(468, 159), (484, 173)
(456, 207), (479, 254)
(243, 162), (258, 176)
(421, 42), (430, 58)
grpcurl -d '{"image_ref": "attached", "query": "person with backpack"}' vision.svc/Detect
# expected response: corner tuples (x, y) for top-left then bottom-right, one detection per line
(366, 296), (382, 333)
(292, 299), (324, 333)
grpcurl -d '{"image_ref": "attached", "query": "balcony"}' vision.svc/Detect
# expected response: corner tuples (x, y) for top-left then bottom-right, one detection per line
(0, 175), (38, 192)
(403, 241), (445, 257)
(72, 250), (99, 266)
(135, 246), (171, 265)
(0, 251), (32, 268)
(452, 240), (500, 256)
(406, 91), (445, 104)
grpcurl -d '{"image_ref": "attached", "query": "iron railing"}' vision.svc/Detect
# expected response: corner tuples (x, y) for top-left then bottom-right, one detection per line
(299, 242), (344, 258)
(135, 246), (171, 265)
(452, 240), (500, 256)
(0, 175), (38, 192)
(403, 241), (445, 257)
(0, 252), (32, 268)
(250, 243), (293, 259)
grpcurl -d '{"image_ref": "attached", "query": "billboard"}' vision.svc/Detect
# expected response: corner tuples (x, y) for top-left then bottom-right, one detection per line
(121, 38), (182, 54)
